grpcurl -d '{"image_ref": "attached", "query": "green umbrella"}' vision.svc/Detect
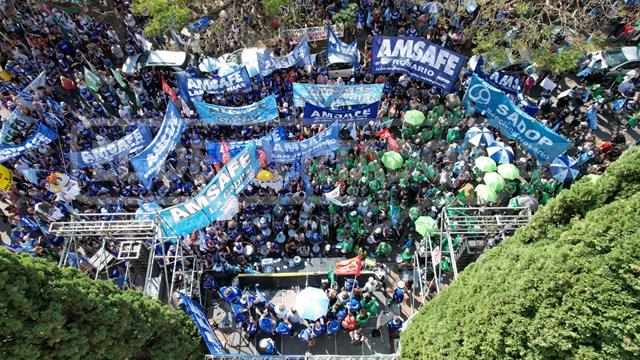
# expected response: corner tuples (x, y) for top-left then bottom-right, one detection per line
(474, 156), (497, 173)
(404, 110), (426, 126)
(483, 172), (505, 192)
(497, 163), (520, 180)
(475, 184), (497, 203)
(415, 216), (438, 236)
(381, 151), (404, 170)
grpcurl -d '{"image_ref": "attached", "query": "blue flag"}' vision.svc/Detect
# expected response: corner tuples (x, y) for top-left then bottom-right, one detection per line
(463, 75), (571, 164)
(179, 293), (227, 355)
(130, 103), (186, 189)
(327, 25), (359, 65)
(585, 107), (598, 130)
(258, 37), (311, 76)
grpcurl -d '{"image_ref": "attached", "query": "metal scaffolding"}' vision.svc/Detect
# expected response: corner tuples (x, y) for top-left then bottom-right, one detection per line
(49, 212), (201, 305)
(413, 206), (532, 302)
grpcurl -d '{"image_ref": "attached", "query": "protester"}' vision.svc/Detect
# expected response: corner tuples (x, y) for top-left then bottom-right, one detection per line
(0, 0), (636, 352)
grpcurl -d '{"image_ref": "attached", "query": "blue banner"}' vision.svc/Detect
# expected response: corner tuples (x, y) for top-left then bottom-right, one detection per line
(176, 67), (251, 102)
(371, 36), (465, 91)
(206, 126), (286, 164)
(293, 83), (384, 107)
(258, 37), (311, 76)
(302, 102), (379, 125)
(179, 293), (227, 355)
(270, 123), (342, 163)
(194, 95), (279, 125)
(0, 123), (58, 163)
(463, 75), (571, 164)
(69, 126), (153, 168)
(130, 103), (186, 189)
(327, 25), (359, 64)
(160, 141), (260, 236)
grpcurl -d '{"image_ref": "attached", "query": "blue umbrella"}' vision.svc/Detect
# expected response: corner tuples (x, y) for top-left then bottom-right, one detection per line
(550, 154), (579, 184)
(466, 126), (495, 147)
(487, 141), (514, 164)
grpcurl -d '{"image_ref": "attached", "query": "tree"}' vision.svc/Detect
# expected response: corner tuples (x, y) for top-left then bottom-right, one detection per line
(332, 3), (358, 31)
(401, 147), (640, 359)
(132, 0), (194, 37)
(0, 248), (204, 359)
(262, 0), (292, 18)
(452, 0), (637, 74)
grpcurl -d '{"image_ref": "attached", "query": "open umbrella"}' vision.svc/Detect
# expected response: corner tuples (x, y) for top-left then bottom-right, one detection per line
(381, 151), (404, 170)
(483, 172), (505, 192)
(415, 216), (438, 236)
(404, 110), (425, 126)
(474, 156), (497, 172)
(255, 169), (275, 181)
(550, 154), (579, 184)
(475, 184), (497, 203)
(422, 1), (443, 13)
(487, 141), (514, 164)
(509, 195), (539, 212)
(497, 163), (520, 180)
(466, 127), (494, 147)
(294, 287), (330, 320)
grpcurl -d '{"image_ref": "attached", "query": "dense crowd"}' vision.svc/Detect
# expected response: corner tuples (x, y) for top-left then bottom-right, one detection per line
(0, 0), (638, 352)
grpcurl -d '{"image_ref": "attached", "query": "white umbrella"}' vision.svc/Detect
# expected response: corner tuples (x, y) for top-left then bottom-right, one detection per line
(465, 126), (494, 147)
(294, 287), (330, 321)
(487, 141), (514, 164)
(422, 1), (443, 13)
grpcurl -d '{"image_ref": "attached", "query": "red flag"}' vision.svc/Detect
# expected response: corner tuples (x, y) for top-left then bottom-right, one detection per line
(161, 77), (178, 103)
(355, 255), (362, 278)
(257, 149), (267, 168)
(221, 140), (231, 165)
(377, 128), (400, 150)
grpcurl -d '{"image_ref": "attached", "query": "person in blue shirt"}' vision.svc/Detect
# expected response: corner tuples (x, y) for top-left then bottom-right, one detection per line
(259, 313), (276, 334)
(388, 315), (403, 337)
(392, 281), (405, 304)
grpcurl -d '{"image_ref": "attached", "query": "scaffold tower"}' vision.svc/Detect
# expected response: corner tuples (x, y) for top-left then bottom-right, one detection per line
(49, 211), (202, 305)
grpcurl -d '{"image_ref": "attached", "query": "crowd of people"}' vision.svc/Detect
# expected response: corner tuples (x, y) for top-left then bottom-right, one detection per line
(0, 0), (638, 353)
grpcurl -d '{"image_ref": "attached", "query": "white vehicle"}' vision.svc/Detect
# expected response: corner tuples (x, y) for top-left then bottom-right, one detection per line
(122, 51), (192, 75)
(311, 50), (362, 79)
(580, 47), (640, 79)
(218, 48), (270, 77)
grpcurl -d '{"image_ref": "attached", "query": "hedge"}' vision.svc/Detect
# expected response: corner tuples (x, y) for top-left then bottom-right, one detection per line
(401, 147), (640, 359)
(0, 248), (203, 359)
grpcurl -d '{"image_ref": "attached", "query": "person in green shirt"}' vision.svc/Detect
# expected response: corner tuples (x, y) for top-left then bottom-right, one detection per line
(360, 294), (378, 315)
(446, 126), (461, 142)
(356, 308), (371, 327)
(375, 241), (392, 258)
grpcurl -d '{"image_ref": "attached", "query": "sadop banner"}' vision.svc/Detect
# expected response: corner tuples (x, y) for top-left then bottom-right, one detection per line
(179, 293), (227, 355)
(371, 36), (465, 91)
(194, 95), (279, 125)
(327, 25), (358, 64)
(69, 126), (153, 168)
(0, 123), (58, 163)
(270, 123), (342, 163)
(176, 67), (251, 102)
(302, 102), (379, 125)
(258, 37), (311, 77)
(293, 83), (384, 107)
(160, 141), (260, 236)
(463, 75), (571, 163)
(130, 102), (186, 188)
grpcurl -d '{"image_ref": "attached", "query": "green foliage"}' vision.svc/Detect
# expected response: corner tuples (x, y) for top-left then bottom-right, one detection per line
(262, 0), (292, 18)
(332, 3), (358, 30)
(531, 46), (585, 75)
(401, 147), (640, 359)
(0, 248), (203, 359)
(132, 0), (193, 37)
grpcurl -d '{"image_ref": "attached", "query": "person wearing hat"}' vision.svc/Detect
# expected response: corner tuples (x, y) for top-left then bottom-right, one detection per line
(388, 315), (404, 337)
(392, 281), (405, 304)
(276, 320), (293, 336)
(356, 308), (371, 327)
(361, 292), (378, 314)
